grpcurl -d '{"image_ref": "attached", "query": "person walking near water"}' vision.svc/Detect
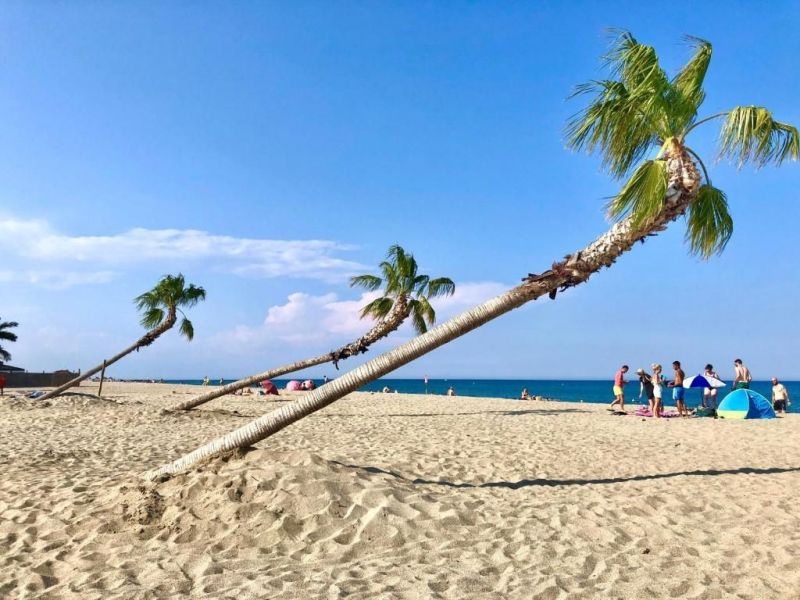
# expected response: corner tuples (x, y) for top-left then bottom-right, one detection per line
(651, 364), (664, 418)
(702, 364), (720, 408)
(771, 378), (791, 414)
(610, 365), (629, 412)
(669, 361), (688, 417)
(733, 359), (752, 389)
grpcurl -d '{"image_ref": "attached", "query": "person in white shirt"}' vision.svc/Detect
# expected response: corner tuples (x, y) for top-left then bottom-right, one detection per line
(771, 378), (791, 414)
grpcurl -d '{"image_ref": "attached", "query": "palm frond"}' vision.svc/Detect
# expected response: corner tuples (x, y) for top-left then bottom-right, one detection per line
(408, 300), (429, 335)
(177, 284), (206, 309)
(179, 317), (195, 341)
(671, 36), (712, 130)
(379, 260), (400, 294)
(566, 79), (660, 178)
(0, 320), (18, 343)
(425, 277), (456, 298)
(685, 185), (733, 259)
(607, 159), (668, 227)
(134, 290), (159, 311)
(605, 30), (670, 95)
(349, 274), (383, 291)
(719, 106), (800, 168)
(140, 307), (165, 330)
(415, 296), (437, 327)
(359, 297), (394, 320)
(0, 348), (10, 362)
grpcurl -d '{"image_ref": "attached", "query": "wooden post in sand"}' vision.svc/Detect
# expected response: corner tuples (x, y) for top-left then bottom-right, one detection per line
(98, 360), (107, 398)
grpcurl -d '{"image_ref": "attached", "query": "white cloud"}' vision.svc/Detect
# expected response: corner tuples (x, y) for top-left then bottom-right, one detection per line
(215, 281), (510, 351)
(0, 217), (364, 284)
(0, 269), (115, 289)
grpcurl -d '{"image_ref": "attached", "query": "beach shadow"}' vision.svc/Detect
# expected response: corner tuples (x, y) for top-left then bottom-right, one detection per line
(330, 462), (800, 490)
(316, 408), (590, 418)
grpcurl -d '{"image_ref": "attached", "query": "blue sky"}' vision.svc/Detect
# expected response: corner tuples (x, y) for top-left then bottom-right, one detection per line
(1, 2), (798, 381)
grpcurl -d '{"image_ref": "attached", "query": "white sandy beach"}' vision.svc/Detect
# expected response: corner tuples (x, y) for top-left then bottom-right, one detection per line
(2, 382), (799, 599)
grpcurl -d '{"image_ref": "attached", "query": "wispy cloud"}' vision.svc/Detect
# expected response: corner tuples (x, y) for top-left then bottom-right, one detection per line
(0, 217), (365, 285)
(0, 269), (116, 290)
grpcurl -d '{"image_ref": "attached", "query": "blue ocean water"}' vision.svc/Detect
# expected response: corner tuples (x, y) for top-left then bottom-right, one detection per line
(165, 378), (798, 413)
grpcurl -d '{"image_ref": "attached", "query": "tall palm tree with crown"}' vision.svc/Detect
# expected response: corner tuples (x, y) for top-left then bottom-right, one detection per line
(148, 31), (798, 479)
(170, 244), (454, 411)
(40, 273), (206, 400)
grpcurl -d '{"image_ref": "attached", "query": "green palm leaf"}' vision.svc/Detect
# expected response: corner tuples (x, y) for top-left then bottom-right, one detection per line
(179, 318), (195, 341)
(719, 106), (800, 168)
(425, 277), (456, 298)
(140, 307), (165, 329)
(607, 159), (668, 227)
(360, 297), (394, 320)
(349, 274), (383, 291)
(685, 185), (733, 259)
(671, 36), (712, 130)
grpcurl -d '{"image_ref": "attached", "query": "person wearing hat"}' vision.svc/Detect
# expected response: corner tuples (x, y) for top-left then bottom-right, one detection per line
(637, 368), (655, 414)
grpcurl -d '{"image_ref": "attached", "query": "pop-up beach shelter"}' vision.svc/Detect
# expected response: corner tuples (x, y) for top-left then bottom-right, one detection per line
(717, 389), (775, 419)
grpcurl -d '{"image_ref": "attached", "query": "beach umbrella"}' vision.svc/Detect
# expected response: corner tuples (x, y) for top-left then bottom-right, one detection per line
(260, 380), (278, 395)
(285, 380), (302, 391)
(683, 374), (726, 389)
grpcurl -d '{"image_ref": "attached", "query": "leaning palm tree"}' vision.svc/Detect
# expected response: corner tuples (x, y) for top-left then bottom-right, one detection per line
(147, 32), (797, 480)
(39, 274), (206, 401)
(0, 318), (19, 362)
(170, 245), (454, 411)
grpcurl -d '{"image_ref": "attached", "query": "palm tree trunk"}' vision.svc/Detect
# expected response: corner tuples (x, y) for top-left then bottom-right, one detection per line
(168, 295), (411, 412)
(145, 150), (700, 481)
(38, 312), (177, 401)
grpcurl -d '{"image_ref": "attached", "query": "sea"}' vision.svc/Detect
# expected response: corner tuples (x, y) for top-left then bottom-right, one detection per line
(164, 378), (799, 413)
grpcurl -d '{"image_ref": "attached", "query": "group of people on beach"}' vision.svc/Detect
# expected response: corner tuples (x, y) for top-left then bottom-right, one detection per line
(610, 359), (791, 417)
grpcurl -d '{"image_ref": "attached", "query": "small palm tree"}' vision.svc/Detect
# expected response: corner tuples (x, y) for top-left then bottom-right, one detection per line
(170, 245), (454, 411)
(40, 274), (205, 400)
(0, 318), (19, 362)
(331, 244), (456, 365)
(147, 32), (797, 479)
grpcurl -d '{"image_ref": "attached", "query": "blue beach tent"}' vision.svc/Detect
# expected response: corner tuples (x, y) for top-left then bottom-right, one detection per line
(717, 389), (776, 419)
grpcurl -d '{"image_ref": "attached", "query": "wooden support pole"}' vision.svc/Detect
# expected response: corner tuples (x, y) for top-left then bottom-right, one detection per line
(98, 360), (107, 397)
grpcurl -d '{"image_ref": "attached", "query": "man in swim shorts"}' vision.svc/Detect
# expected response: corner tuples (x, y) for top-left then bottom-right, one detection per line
(771, 378), (791, 414)
(733, 359), (752, 390)
(669, 361), (688, 417)
(610, 365), (629, 412)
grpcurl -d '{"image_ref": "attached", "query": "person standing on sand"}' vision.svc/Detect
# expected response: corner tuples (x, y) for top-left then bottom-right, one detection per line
(733, 359), (752, 389)
(610, 365), (629, 412)
(0, 373), (5, 396)
(651, 364), (663, 418)
(446, 386), (455, 397)
(771, 378), (791, 414)
(636, 368), (655, 413)
(669, 361), (688, 417)
(702, 364), (720, 408)
(520, 388), (530, 400)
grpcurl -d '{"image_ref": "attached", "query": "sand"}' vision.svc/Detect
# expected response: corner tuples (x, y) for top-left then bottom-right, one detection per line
(1, 382), (799, 599)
